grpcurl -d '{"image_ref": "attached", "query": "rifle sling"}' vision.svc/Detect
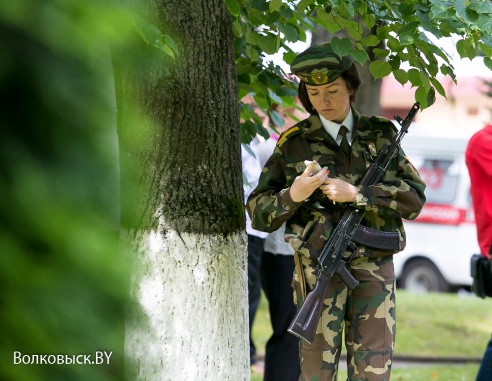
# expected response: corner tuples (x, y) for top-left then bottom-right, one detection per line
(352, 225), (402, 251)
(294, 251), (307, 300)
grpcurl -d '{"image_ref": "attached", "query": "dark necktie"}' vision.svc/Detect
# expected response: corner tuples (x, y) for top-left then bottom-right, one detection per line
(338, 125), (351, 159)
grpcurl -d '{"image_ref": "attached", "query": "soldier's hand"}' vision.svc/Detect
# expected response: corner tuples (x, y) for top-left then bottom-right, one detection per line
(290, 161), (329, 203)
(320, 178), (357, 203)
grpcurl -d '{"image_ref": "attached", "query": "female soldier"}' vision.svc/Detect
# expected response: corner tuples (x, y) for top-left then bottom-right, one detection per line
(246, 43), (426, 381)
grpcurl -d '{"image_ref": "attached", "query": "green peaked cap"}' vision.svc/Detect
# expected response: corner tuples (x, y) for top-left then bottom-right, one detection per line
(290, 43), (353, 86)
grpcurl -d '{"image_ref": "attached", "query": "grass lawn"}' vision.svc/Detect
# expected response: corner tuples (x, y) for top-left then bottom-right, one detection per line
(252, 364), (481, 381)
(251, 289), (492, 380)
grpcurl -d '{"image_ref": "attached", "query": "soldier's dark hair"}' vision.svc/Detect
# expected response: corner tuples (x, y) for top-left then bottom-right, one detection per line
(297, 63), (361, 115)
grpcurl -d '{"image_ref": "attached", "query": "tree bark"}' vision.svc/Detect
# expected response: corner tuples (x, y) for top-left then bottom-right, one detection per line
(115, 1), (249, 379)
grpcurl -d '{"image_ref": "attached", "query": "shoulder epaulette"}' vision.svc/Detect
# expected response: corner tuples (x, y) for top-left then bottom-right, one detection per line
(370, 115), (398, 132)
(277, 126), (302, 147)
(370, 115), (391, 123)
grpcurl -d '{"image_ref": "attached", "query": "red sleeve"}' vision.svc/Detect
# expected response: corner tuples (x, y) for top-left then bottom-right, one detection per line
(470, 130), (492, 177)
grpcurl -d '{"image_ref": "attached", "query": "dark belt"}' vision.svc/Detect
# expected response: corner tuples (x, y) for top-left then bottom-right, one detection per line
(352, 225), (403, 251)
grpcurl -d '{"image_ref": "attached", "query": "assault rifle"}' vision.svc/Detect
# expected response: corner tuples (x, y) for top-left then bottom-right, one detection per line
(288, 102), (420, 344)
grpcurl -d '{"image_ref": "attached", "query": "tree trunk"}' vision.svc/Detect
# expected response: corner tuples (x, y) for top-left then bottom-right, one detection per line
(114, 1), (249, 379)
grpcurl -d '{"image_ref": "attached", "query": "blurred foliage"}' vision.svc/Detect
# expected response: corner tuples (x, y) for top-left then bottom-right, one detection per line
(0, 0), (132, 380)
(226, 0), (492, 125)
(1, 0), (491, 379)
(132, 13), (178, 59)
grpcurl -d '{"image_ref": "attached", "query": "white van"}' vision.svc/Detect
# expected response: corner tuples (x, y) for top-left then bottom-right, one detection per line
(394, 134), (479, 292)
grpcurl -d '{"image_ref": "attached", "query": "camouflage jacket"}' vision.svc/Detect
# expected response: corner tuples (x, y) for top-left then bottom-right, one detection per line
(246, 109), (426, 259)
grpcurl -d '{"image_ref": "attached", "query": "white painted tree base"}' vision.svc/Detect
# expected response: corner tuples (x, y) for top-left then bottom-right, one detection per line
(124, 228), (249, 381)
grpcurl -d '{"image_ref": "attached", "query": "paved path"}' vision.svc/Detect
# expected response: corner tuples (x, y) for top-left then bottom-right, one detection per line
(253, 354), (481, 373)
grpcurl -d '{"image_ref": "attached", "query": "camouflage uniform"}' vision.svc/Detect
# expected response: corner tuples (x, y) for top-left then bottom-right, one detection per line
(246, 109), (426, 381)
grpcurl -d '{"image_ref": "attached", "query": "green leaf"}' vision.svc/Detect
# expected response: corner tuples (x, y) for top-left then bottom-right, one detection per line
(132, 20), (178, 58)
(242, 171), (251, 188)
(419, 71), (431, 92)
(417, 9), (443, 39)
(437, 21), (454, 36)
(341, 1), (355, 18)
(415, 86), (436, 108)
(440, 64), (456, 83)
(241, 143), (256, 159)
(164, 35), (178, 55)
(245, 29), (259, 45)
(275, 87), (297, 98)
(283, 50), (297, 65)
(393, 69), (408, 85)
(240, 121), (259, 144)
(430, 5), (456, 19)
(480, 42), (492, 57)
(269, 0), (283, 12)
(430, 77), (446, 98)
(470, 1), (492, 13)
(415, 86), (427, 108)
(339, 37), (354, 55)
(232, 19), (243, 36)
(269, 109), (285, 127)
(465, 7), (479, 22)
(238, 83), (255, 99)
(282, 23), (299, 42)
(485, 57), (492, 72)
(246, 45), (260, 62)
(456, 39), (477, 59)
(398, 21), (420, 45)
(331, 37), (352, 57)
(268, 88), (283, 104)
(369, 60), (392, 80)
(415, 2), (430, 12)
(297, 0), (314, 13)
(258, 123), (271, 140)
(251, 0), (269, 12)
(316, 10), (342, 33)
(373, 48), (390, 57)
(279, 6), (294, 19)
(426, 86), (436, 107)
(133, 22), (160, 46)
(476, 14), (492, 32)
(265, 10), (280, 24)
(351, 49), (369, 65)
(347, 26), (363, 41)
(162, 44), (174, 58)
(363, 11), (376, 29)
(361, 35), (381, 47)
(398, 2), (414, 16)
(408, 69), (422, 87)
(225, 0), (241, 17)
(415, 87), (427, 109)
(483, 34), (492, 50)
(258, 33), (279, 55)
(387, 36), (404, 52)
(388, 54), (401, 70)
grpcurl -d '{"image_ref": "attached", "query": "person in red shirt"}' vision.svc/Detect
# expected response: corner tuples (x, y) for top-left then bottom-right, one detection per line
(465, 123), (492, 381)
(466, 123), (492, 258)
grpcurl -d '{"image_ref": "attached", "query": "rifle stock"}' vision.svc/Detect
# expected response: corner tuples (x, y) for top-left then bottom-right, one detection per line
(288, 260), (359, 344)
(288, 270), (330, 344)
(288, 102), (420, 344)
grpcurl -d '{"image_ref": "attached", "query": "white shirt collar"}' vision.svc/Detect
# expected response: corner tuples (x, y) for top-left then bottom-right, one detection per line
(319, 108), (354, 144)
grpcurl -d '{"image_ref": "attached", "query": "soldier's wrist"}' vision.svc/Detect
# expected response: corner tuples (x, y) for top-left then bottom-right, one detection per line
(279, 188), (302, 212)
(354, 186), (371, 206)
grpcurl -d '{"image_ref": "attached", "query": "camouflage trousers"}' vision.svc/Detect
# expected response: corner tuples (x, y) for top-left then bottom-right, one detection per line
(294, 254), (396, 381)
